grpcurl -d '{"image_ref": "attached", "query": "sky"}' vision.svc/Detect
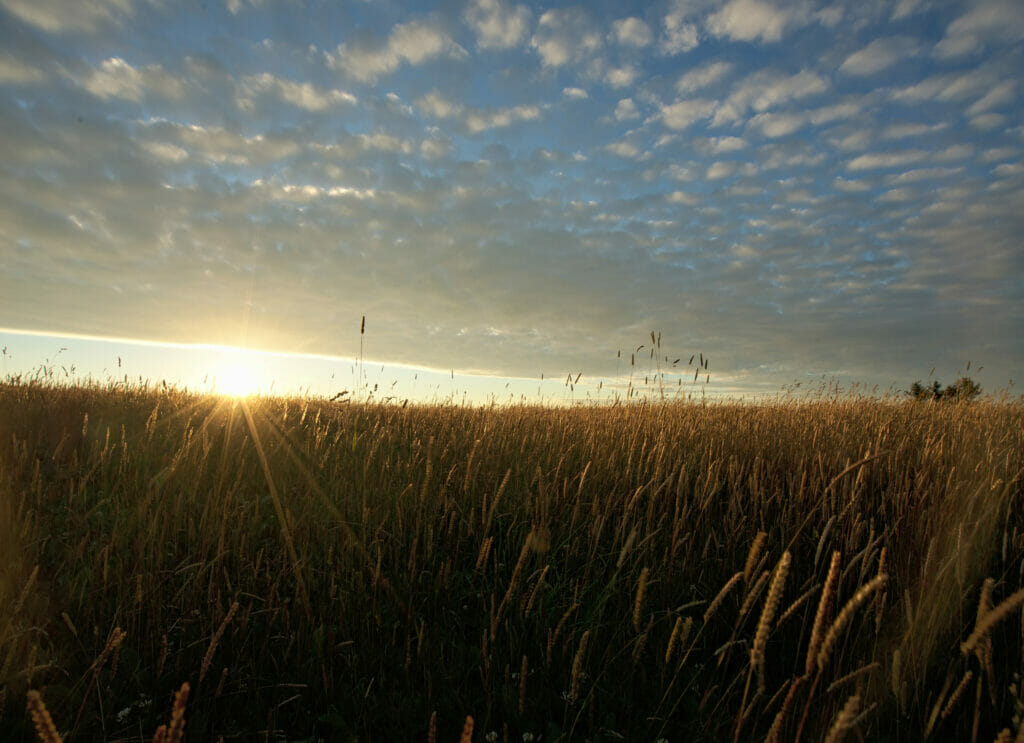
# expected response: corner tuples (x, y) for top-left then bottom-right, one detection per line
(1, 0), (1022, 401)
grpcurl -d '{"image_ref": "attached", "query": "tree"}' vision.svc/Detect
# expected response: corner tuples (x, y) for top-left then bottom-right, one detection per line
(907, 376), (981, 402)
(943, 376), (982, 401)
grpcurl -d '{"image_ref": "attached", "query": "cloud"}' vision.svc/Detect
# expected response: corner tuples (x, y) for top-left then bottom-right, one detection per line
(890, 67), (999, 105)
(833, 176), (872, 192)
(416, 91), (461, 119)
(415, 92), (542, 133)
(0, 55), (46, 85)
(934, 0), (1024, 58)
(464, 104), (542, 133)
(612, 17), (653, 47)
(966, 80), (1016, 115)
(747, 111), (805, 138)
(676, 61), (732, 94)
(606, 140), (642, 158)
(531, 8), (602, 68)
(848, 150), (929, 171)
(464, 0), (532, 50)
(712, 69), (828, 125)
(659, 98), (716, 130)
(667, 190), (699, 205)
(880, 122), (947, 139)
(709, 136), (748, 153)
(661, 8), (699, 54)
(614, 98), (640, 121)
(706, 161), (735, 180)
(808, 101), (864, 125)
(235, 73), (356, 112)
(327, 20), (467, 83)
(970, 112), (1008, 130)
(78, 57), (183, 102)
(140, 141), (189, 163)
(839, 36), (920, 76)
(0, 0), (144, 33)
(562, 87), (588, 100)
(891, 0), (925, 21)
(605, 65), (639, 88)
(706, 0), (801, 43)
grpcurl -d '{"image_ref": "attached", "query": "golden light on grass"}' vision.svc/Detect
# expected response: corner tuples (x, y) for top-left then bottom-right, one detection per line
(2, 377), (1021, 741)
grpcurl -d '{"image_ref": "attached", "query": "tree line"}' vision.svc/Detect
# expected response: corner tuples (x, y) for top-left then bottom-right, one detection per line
(907, 376), (982, 401)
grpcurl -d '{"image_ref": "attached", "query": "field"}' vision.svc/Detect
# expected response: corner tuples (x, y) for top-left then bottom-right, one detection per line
(1, 380), (1023, 742)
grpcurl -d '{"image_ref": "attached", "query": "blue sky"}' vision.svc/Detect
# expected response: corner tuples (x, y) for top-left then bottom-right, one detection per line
(1, 0), (1022, 399)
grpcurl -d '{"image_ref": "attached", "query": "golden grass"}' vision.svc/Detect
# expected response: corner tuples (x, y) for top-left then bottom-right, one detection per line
(0, 379), (1022, 740)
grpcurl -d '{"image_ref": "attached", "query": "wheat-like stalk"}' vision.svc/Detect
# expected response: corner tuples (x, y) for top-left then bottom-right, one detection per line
(665, 616), (684, 666)
(704, 571), (743, 624)
(751, 551), (791, 693)
(961, 589), (1024, 656)
(633, 567), (649, 632)
(89, 626), (126, 677)
(816, 574), (887, 673)
(744, 532), (767, 584)
(519, 654), (529, 715)
(823, 694), (860, 743)
(459, 715), (474, 743)
(738, 570), (770, 622)
(570, 630), (590, 703)
(26, 690), (62, 743)
(941, 670), (974, 720)
(200, 601), (239, 684)
(166, 682), (190, 743)
(806, 551), (841, 675)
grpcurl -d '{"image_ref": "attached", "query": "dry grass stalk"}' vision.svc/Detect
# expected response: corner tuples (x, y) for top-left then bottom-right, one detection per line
(806, 551), (842, 675)
(491, 535), (532, 639)
(157, 633), (169, 678)
(738, 570), (770, 622)
(523, 565), (550, 617)
(961, 589), (1024, 656)
(823, 694), (860, 743)
(752, 551), (791, 693)
(200, 600), (239, 684)
(90, 626), (126, 677)
(665, 616), (684, 666)
(704, 572), (743, 624)
(941, 671), (973, 720)
(776, 582), (820, 629)
(166, 682), (190, 743)
(26, 690), (62, 743)
(816, 574), (886, 673)
(633, 617), (653, 664)
(826, 662), (880, 694)
(633, 567), (650, 632)
(570, 630), (590, 703)
(875, 547), (887, 633)
(427, 710), (437, 743)
(744, 532), (767, 585)
(519, 654), (529, 715)
(765, 676), (803, 743)
(459, 715), (474, 743)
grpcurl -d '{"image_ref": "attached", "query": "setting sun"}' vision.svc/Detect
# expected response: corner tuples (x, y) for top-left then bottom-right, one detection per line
(216, 363), (260, 398)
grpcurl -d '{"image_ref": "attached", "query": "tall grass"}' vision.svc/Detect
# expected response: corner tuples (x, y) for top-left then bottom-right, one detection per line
(0, 378), (1022, 741)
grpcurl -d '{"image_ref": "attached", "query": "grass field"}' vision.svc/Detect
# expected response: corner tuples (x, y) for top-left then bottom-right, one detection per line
(1, 380), (1023, 741)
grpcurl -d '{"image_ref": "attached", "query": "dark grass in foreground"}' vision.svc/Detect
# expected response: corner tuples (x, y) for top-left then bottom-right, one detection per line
(1, 380), (1023, 742)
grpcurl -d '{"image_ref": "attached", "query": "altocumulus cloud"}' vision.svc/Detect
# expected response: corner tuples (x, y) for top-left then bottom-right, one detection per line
(0, 0), (1022, 395)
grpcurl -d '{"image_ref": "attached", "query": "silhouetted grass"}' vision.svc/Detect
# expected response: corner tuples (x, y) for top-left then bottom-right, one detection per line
(1, 379), (1022, 741)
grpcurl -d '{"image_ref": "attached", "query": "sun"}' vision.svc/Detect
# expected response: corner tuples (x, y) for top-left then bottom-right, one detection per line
(217, 363), (260, 398)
